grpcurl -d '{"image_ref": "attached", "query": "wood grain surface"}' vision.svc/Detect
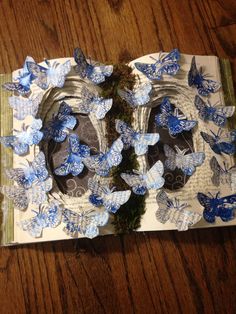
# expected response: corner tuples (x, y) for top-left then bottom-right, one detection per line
(0, 0), (236, 313)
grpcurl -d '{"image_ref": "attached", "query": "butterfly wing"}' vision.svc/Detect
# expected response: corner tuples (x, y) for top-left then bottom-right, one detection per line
(28, 178), (53, 205)
(156, 49), (180, 77)
(44, 202), (62, 228)
(188, 56), (199, 87)
(3, 82), (31, 95)
(194, 95), (209, 121)
(27, 61), (48, 89)
(134, 133), (159, 156)
(0, 135), (29, 156)
(5, 168), (33, 189)
(103, 190), (131, 213)
(74, 48), (89, 78)
(106, 138), (123, 167)
(115, 119), (135, 149)
(173, 208), (202, 231)
(163, 144), (177, 171)
(180, 152), (205, 176)
(145, 160), (165, 190)
(155, 97), (173, 127)
(198, 79), (221, 97)
(170, 119), (197, 135)
(120, 172), (146, 195)
(47, 60), (71, 88)
(81, 210), (109, 239)
(0, 185), (28, 210)
(155, 190), (172, 223)
(92, 98), (113, 119)
(210, 156), (223, 186)
(89, 65), (113, 84)
(18, 214), (44, 238)
(197, 192), (216, 223)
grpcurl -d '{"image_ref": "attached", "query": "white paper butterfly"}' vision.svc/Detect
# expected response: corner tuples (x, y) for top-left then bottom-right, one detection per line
(8, 92), (44, 120)
(164, 144), (205, 176)
(156, 190), (202, 231)
(121, 160), (165, 195)
(117, 82), (152, 107)
(0, 177), (53, 210)
(210, 156), (236, 190)
(88, 178), (131, 213)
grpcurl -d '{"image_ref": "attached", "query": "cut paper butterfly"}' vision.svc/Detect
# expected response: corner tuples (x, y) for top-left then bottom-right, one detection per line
(156, 190), (202, 231)
(84, 138), (123, 177)
(3, 56), (36, 95)
(77, 86), (112, 119)
(121, 160), (165, 195)
(18, 202), (62, 238)
(8, 92), (44, 120)
(188, 56), (221, 97)
(54, 134), (90, 176)
(117, 82), (152, 107)
(164, 144), (205, 176)
(74, 47), (113, 84)
(6, 151), (48, 189)
(0, 118), (43, 156)
(194, 95), (235, 127)
(210, 156), (236, 190)
(134, 49), (180, 80)
(27, 59), (71, 89)
(62, 208), (109, 239)
(197, 192), (236, 223)
(88, 178), (131, 213)
(200, 129), (236, 155)
(155, 97), (197, 136)
(0, 177), (53, 210)
(43, 102), (77, 142)
(115, 119), (159, 155)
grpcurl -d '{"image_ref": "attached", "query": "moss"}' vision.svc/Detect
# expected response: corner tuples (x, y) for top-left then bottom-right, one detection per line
(99, 64), (146, 233)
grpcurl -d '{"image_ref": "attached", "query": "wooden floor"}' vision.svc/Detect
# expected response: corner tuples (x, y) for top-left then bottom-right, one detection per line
(0, 0), (236, 313)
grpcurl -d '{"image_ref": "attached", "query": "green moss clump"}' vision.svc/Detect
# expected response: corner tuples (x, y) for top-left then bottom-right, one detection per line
(99, 64), (146, 233)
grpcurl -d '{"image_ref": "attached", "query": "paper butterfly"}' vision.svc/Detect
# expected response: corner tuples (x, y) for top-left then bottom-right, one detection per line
(77, 86), (112, 119)
(84, 138), (123, 177)
(0, 118), (43, 156)
(6, 151), (48, 189)
(115, 119), (159, 155)
(3, 56), (36, 95)
(188, 56), (221, 97)
(88, 178), (131, 213)
(54, 134), (90, 176)
(164, 145), (205, 176)
(197, 192), (236, 223)
(62, 208), (109, 239)
(8, 92), (44, 120)
(194, 95), (235, 127)
(155, 97), (197, 136)
(43, 102), (77, 142)
(74, 47), (113, 84)
(210, 156), (236, 190)
(117, 82), (152, 107)
(200, 129), (236, 155)
(120, 160), (165, 195)
(0, 177), (53, 210)
(18, 202), (62, 238)
(27, 59), (71, 89)
(134, 49), (180, 80)
(156, 190), (202, 231)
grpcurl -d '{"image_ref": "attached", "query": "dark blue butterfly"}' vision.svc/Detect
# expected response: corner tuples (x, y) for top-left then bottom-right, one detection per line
(74, 48), (113, 84)
(43, 102), (77, 142)
(3, 56), (36, 95)
(54, 134), (90, 176)
(134, 49), (180, 80)
(194, 95), (235, 127)
(155, 97), (197, 136)
(200, 129), (236, 155)
(188, 56), (221, 97)
(197, 192), (236, 223)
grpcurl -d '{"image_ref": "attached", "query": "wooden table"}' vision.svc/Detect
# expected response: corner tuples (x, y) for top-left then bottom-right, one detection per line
(0, 1), (236, 313)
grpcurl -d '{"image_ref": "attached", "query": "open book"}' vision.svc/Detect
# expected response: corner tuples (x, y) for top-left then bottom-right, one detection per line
(0, 49), (236, 245)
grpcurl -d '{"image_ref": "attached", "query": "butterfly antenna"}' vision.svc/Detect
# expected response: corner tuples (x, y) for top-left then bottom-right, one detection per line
(149, 56), (158, 63)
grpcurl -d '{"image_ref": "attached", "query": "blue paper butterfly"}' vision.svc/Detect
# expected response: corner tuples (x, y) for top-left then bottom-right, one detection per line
(43, 102), (77, 142)
(121, 160), (165, 195)
(3, 56), (36, 95)
(0, 118), (43, 156)
(117, 82), (152, 107)
(134, 49), (180, 80)
(210, 156), (236, 189)
(0, 177), (53, 210)
(62, 208), (109, 239)
(77, 86), (113, 119)
(200, 129), (236, 155)
(194, 95), (235, 127)
(188, 56), (221, 96)
(18, 201), (62, 238)
(27, 59), (71, 89)
(115, 119), (159, 155)
(156, 190), (202, 231)
(84, 138), (124, 177)
(6, 151), (48, 189)
(197, 192), (236, 223)
(88, 178), (131, 213)
(164, 144), (205, 176)
(74, 47), (113, 84)
(54, 134), (90, 176)
(8, 92), (44, 120)
(155, 97), (197, 136)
